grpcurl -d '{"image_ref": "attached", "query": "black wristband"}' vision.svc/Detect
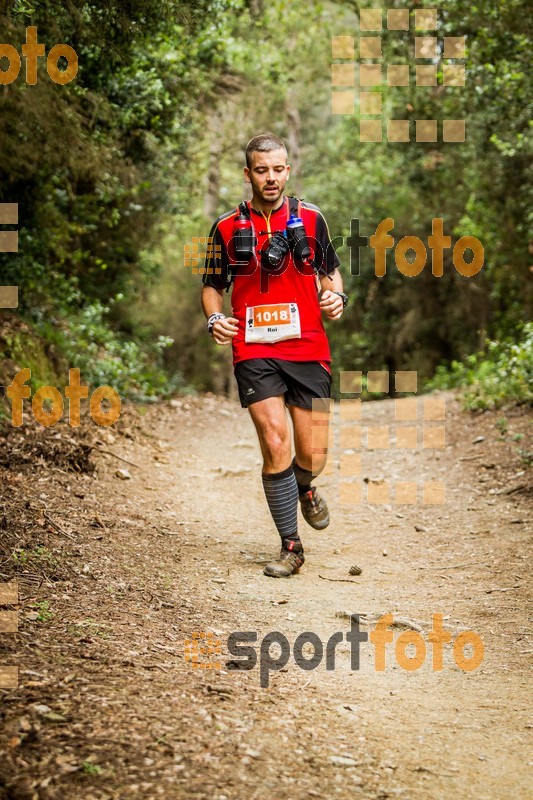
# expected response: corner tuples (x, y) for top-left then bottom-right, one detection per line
(207, 313), (226, 336)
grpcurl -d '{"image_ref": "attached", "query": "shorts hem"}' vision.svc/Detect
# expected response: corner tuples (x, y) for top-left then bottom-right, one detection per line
(235, 358), (331, 410)
(285, 399), (331, 412)
(284, 400), (314, 411)
(240, 390), (286, 408)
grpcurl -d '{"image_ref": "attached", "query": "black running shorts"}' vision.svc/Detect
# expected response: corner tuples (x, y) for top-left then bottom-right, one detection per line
(234, 358), (332, 410)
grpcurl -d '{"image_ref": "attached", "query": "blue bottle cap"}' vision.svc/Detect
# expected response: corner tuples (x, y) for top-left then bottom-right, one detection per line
(287, 215), (303, 227)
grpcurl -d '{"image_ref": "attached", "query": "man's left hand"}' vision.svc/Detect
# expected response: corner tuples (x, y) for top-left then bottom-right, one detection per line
(319, 290), (344, 320)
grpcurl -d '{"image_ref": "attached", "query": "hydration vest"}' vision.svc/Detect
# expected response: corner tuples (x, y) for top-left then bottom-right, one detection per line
(227, 196), (305, 290)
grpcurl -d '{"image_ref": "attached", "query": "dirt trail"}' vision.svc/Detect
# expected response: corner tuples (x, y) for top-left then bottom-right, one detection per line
(0, 393), (531, 800)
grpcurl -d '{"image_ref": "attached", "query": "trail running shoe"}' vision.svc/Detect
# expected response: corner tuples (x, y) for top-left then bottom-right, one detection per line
(263, 540), (305, 578)
(299, 487), (330, 530)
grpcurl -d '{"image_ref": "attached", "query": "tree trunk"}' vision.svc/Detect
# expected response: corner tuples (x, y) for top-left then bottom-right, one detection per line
(285, 100), (301, 196)
(204, 121), (223, 220)
(249, 0), (264, 18)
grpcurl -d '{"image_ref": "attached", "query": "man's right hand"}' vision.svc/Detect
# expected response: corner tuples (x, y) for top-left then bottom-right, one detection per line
(212, 316), (239, 345)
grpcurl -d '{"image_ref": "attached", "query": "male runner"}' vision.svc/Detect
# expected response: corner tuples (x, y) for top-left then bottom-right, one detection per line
(201, 133), (347, 578)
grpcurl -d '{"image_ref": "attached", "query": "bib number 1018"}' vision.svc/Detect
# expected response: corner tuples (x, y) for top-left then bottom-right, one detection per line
(255, 308), (289, 324)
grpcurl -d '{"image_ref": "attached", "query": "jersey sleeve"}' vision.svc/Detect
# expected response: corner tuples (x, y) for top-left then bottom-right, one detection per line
(314, 210), (340, 276)
(202, 221), (231, 290)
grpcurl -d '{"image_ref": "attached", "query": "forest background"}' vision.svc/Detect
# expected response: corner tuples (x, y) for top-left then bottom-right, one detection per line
(0, 0), (531, 411)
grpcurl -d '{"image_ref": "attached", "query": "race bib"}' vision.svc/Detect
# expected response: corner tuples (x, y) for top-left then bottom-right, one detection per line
(245, 303), (301, 343)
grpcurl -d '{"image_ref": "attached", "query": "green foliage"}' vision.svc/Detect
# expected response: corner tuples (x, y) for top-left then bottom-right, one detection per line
(0, 321), (62, 401)
(37, 298), (179, 401)
(496, 417), (509, 437)
(69, 619), (112, 639)
(516, 447), (533, 467)
(29, 600), (54, 623)
(82, 761), (103, 776)
(0, 0), (530, 401)
(12, 546), (59, 571)
(0, 0), (244, 393)
(427, 323), (533, 410)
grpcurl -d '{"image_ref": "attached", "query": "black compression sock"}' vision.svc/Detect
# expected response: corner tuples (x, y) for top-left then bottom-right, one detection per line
(262, 464), (300, 544)
(292, 457), (314, 496)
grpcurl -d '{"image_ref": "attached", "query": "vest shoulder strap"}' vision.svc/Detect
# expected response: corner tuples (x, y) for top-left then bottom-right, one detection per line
(237, 197), (302, 217)
(288, 196), (302, 217)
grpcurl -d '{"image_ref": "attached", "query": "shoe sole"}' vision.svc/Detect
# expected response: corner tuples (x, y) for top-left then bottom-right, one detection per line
(263, 564), (302, 578)
(301, 514), (330, 530)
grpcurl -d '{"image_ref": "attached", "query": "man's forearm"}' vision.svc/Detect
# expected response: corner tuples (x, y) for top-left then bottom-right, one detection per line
(201, 285), (225, 319)
(320, 268), (343, 294)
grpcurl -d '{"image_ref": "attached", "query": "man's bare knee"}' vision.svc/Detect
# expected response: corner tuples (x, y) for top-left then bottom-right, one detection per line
(248, 398), (291, 471)
(265, 426), (290, 454)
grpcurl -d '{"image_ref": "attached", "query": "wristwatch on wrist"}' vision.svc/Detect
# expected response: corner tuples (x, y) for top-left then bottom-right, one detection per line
(334, 291), (349, 309)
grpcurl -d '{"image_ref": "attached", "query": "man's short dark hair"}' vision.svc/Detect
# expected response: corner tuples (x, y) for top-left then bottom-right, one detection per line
(245, 133), (288, 168)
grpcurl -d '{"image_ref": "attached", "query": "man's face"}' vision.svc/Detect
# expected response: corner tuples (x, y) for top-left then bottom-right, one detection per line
(244, 148), (290, 205)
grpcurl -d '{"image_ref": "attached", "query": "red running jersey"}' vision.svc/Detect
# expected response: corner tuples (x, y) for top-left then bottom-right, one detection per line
(202, 196), (340, 366)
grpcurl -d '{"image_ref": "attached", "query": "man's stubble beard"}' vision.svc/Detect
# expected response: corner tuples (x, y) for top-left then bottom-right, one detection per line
(260, 184), (285, 203)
